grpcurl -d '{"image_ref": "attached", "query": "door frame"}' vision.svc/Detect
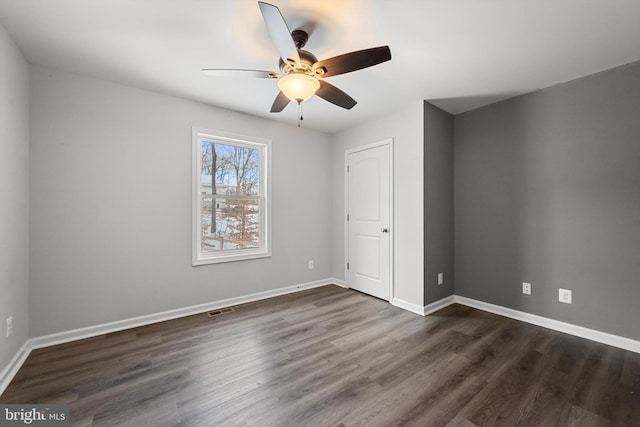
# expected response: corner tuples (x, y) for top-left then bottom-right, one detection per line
(345, 138), (394, 301)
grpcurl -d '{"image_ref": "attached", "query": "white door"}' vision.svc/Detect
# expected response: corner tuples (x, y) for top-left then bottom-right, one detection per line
(347, 142), (391, 300)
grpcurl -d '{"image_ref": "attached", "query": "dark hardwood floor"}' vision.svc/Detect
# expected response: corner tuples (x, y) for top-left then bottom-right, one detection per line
(2, 285), (639, 426)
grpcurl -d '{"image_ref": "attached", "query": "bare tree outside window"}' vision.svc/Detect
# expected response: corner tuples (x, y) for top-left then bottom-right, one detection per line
(197, 135), (265, 259)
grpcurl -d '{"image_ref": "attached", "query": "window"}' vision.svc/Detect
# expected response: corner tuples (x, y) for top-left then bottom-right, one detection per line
(192, 127), (271, 265)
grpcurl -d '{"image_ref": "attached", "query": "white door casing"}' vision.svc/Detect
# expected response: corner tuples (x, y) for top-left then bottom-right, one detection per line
(346, 140), (393, 301)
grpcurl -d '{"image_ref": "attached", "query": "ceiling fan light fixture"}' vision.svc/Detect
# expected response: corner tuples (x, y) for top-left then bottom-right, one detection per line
(277, 72), (320, 103)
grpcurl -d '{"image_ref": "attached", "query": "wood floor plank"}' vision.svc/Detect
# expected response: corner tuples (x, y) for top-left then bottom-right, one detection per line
(459, 348), (551, 426)
(444, 414), (478, 427)
(568, 343), (625, 420)
(1, 285), (637, 426)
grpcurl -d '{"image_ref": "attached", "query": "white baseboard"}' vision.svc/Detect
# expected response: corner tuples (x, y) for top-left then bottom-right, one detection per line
(4, 285), (638, 396)
(393, 295), (456, 316)
(0, 341), (32, 396)
(330, 278), (347, 288)
(29, 278), (338, 350)
(0, 278), (340, 395)
(391, 297), (427, 315)
(405, 293), (640, 354)
(454, 295), (640, 354)
(423, 295), (456, 315)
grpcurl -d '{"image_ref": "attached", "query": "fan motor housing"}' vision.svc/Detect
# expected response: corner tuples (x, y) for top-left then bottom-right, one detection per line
(279, 49), (318, 75)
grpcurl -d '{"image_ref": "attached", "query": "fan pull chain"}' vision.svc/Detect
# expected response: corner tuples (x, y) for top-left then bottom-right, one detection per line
(297, 100), (304, 128)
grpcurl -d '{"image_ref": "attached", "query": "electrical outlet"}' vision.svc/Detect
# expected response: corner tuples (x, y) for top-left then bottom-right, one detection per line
(6, 316), (12, 337)
(437, 273), (443, 285)
(522, 282), (531, 295)
(308, 260), (314, 270)
(559, 288), (572, 304)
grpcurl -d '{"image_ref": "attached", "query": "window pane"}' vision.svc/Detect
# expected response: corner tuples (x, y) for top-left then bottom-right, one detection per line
(200, 140), (260, 197)
(201, 195), (261, 253)
(194, 127), (270, 265)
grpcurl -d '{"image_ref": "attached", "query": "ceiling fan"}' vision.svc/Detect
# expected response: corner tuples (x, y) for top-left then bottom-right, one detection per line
(202, 1), (392, 118)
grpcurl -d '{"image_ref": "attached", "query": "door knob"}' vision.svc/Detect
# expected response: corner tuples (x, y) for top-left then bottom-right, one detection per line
(381, 228), (388, 233)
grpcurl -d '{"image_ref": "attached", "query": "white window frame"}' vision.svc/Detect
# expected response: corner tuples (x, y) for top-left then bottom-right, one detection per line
(192, 127), (271, 265)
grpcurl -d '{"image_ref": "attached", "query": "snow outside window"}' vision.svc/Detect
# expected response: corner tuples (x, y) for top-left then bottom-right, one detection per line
(192, 127), (271, 265)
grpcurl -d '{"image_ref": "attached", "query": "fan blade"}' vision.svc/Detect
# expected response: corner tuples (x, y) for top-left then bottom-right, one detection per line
(316, 81), (357, 110)
(258, 2), (300, 67)
(202, 69), (280, 78)
(270, 91), (291, 113)
(313, 46), (391, 78)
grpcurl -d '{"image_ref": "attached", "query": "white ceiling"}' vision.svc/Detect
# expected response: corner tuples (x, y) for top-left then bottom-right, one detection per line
(1, 0), (640, 133)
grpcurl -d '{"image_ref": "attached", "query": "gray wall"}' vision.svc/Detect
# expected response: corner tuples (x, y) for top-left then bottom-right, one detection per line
(332, 102), (425, 307)
(0, 25), (29, 369)
(454, 61), (640, 340)
(29, 66), (333, 337)
(423, 102), (454, 305)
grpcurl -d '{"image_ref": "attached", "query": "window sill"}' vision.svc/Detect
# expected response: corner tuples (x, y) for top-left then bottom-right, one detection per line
(192, 251), (271, 266)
